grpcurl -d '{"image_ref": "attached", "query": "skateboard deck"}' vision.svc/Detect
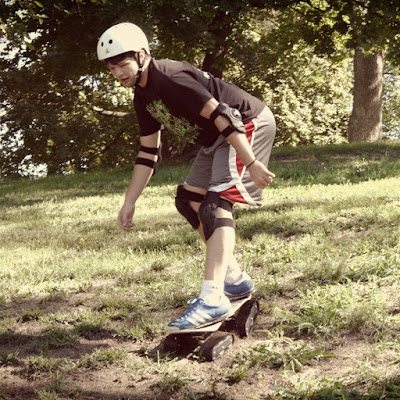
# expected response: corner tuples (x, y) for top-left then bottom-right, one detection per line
(163, 296), (259, 361)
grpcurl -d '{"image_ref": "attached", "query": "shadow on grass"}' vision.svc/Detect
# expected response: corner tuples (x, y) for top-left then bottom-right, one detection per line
(0, 382), (167, 400)
(3, 375), (397, 400)
(0, 328), (119, 356)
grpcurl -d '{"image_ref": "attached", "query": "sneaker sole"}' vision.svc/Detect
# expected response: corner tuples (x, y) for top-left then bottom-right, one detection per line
(224, 287), (255, 301)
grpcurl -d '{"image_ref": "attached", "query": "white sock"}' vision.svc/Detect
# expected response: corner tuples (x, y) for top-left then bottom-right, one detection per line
(224, 257), (243, 284)
(199, 280), (224, 305)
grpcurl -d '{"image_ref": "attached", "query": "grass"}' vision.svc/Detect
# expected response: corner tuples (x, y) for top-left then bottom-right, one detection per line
(1, 141), (400, 399)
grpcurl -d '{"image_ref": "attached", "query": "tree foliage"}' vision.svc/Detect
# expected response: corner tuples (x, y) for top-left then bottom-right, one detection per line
(277, 0), (400, 61)
(1, 0), (146, 176)
(225, 11), (353, 146)
(0, 0), (399, 177)
(300, 1), (399, 143)
(245, 0), (400, 143)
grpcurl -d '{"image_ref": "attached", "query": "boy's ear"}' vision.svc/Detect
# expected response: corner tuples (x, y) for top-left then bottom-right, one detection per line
(139, 49), (146, 62)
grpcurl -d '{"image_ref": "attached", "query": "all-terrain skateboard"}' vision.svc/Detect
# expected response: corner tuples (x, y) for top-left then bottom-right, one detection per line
(163, 296), (259, 361)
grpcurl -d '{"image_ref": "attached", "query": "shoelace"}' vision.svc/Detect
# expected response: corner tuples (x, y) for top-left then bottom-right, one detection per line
(175, 298), (204, 321)
(187, 298), (198, 306)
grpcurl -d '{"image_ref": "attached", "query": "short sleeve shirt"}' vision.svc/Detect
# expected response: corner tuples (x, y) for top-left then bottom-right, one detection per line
(134, 59), (265, 147)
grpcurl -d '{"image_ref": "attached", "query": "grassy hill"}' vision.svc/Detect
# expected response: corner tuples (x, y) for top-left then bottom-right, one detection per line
(1, 142), (400, 399)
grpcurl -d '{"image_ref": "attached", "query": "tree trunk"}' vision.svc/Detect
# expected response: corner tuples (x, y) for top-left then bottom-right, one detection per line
(347, 49), (383, 142)
(202, 9), (239, 78)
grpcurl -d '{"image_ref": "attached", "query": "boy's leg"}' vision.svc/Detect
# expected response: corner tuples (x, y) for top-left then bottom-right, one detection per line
(180, 185), (242, 292)
(170, 189), (250, 331)
(198, 199), (235, 304)
(176, 184), (235, 298)
(170, 107), (275, 331)
(207, 107), (275, 298)
(167, 234), (233, 332)
(170, 183), (235, 331)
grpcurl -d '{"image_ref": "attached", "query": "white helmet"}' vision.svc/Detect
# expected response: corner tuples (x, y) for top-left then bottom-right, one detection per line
(97, 22), (150, 61)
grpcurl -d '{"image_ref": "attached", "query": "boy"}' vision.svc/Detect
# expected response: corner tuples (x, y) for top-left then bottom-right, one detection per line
(97, 22), (276, 332)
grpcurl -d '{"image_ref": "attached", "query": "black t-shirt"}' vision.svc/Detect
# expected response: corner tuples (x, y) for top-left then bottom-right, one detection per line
(134, 59), (265, 147)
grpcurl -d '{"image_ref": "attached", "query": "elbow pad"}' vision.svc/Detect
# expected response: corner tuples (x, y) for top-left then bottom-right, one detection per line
(135, 144), (162, 175)
(209, 103), (246, 137)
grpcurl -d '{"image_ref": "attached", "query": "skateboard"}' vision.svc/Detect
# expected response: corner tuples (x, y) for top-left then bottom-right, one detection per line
(163, 296), (259, 361)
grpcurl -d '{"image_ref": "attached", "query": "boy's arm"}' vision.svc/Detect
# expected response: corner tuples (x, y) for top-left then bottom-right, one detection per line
(225, 132), (275, 188)
(118, 130), (161, 229)
(200, 98), (275, 189)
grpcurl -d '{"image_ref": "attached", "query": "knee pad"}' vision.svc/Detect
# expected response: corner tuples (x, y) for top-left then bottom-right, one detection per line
(175, 185), (205, 230)
(198, 191), (235, 241)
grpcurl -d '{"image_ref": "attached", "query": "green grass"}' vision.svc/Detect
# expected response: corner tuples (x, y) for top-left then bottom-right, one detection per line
(1, 142), (400, 399)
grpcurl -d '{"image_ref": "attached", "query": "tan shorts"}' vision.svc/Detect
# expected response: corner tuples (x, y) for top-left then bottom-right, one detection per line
(185, 107), (276, 206)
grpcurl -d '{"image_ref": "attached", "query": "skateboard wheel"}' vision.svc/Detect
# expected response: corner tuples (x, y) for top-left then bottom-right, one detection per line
(236, 299), (259, 337)
(200, 331), (234, 361)
(163, 333), (197, 353)
(163, 334), (181, 353)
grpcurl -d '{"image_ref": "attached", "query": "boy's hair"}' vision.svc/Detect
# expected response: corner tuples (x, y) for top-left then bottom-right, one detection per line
(104, 51), (136, 66)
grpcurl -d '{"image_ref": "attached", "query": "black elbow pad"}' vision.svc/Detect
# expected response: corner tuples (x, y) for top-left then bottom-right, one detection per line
(135, 143), (162, 175)
(209, 103), (246, 137)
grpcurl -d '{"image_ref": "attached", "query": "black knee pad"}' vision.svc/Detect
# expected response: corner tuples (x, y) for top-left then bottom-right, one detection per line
(198, 191), (235, 241)
(175, 185), (205, 230)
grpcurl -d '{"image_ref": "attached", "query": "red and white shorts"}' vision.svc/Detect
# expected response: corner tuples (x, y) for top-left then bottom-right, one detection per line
(185, 107), (276, 206)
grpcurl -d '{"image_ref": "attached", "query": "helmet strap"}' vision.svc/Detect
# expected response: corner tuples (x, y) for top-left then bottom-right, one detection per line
(135, 51), (147, 87)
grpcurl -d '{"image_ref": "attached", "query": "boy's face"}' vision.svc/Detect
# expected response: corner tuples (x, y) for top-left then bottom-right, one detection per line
(107, 56), (139, 87)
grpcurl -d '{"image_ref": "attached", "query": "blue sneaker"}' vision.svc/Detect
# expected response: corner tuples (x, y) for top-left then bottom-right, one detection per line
(224, 272), (255, 301)
(168, 296), (232, 332)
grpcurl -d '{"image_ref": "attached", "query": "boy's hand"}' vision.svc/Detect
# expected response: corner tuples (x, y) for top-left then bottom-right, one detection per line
(118, 202), (136, 230)
(248, 160), (275, 189)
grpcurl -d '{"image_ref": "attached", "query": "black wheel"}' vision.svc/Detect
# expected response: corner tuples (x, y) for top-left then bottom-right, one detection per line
(235, 299), (259, 337)
(163, 333), (198, 353)
(163, 334), (180, 353)
(199, 331), (234, 361)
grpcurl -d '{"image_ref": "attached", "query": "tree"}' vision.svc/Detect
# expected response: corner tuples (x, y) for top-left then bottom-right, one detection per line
(0, 0), (141, 176)
(382, 64), (400, 140)
(347, 49), (383, 142)
(273, 0), (400, 142)
(1, 0), (400, 178)
(0, 0), (270, 175)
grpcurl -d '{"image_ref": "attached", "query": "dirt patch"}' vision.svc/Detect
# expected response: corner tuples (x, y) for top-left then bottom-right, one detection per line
(1, 294), (390, 400)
